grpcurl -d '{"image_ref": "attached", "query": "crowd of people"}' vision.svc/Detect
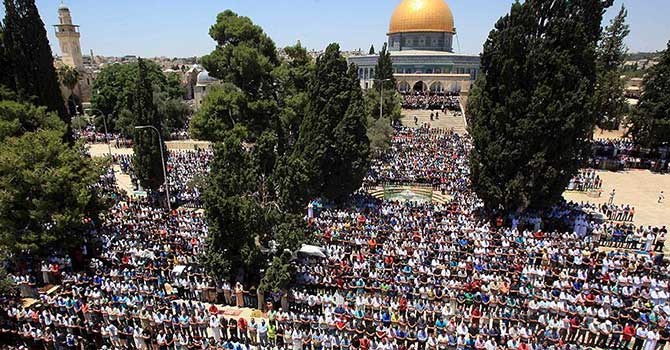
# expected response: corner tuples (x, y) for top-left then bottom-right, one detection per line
(364, 127), (471, 195)
(2, 123), (670, 350)
(114, 148), (213, 208)
(590, 139), (669, 173)
(567, 170), (603, 193)
(401, 93), (461, 112)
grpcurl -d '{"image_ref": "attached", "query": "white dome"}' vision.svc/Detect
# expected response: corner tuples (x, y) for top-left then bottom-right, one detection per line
(196, 70), (216, 85)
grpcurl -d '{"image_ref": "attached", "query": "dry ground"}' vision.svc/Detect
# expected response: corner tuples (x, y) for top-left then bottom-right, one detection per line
(563, 169), (670, 227)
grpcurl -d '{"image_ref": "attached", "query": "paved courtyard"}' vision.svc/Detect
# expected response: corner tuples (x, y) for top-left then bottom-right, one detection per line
(564, 169), (669, 227)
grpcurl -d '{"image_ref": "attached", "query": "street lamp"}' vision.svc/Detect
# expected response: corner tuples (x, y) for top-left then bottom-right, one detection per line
(85, 108), (112, 158)
(135, 125), (172, 211)
(374, 78), (392, 120)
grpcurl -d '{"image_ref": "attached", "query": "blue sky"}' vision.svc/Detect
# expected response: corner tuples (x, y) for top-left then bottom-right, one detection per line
(18, 0), (670, 58)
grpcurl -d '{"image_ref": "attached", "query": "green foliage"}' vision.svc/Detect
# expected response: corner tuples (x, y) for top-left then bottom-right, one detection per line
(274, 154), (311, 213)
(628, 42), (670, 148)
(3, 0), (68, 123)
(196, 10), (280, 140)
(373, 43), (396, 92)
(57, 65), (80, 92)
(131, 58), (166, 191)
(0, 100), (64, 141)
(368, 44), (375, 55)
(0, 21), (14, 92)
(293, 43), (370, 200)
(273, 42), (314, 147)
(155, 91), (191, 135)
(365, 42), (401, 157)
(594, 6), (629, 130)
(0, 130), (108, 255)
(259, 251), (295, 293)
(91, 60), (182, 133)
(332, 65), (370, 196)
(190, 83), (248, 142)
(468, 0), (612, 212)
(367, 116), (394, 156)
(202, 131), (265, 279)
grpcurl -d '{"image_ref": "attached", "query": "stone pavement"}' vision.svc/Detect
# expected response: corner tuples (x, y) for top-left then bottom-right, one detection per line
(563, 169), (669, 228)
(400, 109), (468, 133)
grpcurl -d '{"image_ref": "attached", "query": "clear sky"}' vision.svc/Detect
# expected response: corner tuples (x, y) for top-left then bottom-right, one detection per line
(16, 0), (670, 58)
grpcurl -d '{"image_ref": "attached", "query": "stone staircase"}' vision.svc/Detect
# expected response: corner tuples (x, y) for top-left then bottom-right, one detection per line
(400, 108), (468, 134)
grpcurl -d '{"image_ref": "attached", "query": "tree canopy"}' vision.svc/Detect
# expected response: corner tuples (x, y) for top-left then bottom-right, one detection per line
(131, 58), (167, 192)
(594, 6), (629, 130)
(0, 130), (108, 255)
(192, 10), (282, 141)
(628, 42), (670, 148)
(468, 0), (612, 212)
(3, 0), (68, 124)
(91, 60), (183, 134)
(293, 43), (370, 200)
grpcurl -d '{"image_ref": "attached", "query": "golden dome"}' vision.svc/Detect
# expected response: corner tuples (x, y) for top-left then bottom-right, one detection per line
(388, 0), (455, 34)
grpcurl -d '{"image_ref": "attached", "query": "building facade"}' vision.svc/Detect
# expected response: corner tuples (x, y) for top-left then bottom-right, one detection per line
(348, 0), (480, 93)
(54, 3), (93, 104)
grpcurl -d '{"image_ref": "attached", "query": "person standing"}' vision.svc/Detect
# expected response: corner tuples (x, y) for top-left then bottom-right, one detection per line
(633, 325), (647, 350)
(609, 189), (616, 205)
(644, 327), (658, 350)
(659, 191), (665, 204)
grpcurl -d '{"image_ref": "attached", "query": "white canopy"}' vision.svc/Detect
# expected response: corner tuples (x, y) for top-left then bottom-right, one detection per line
(298, 245), (327, 258)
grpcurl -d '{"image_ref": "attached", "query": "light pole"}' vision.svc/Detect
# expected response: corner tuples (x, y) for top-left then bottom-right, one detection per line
(374, 78), (392, 120)
(85, 108), (112, 158)
(135, 125), (172, 211)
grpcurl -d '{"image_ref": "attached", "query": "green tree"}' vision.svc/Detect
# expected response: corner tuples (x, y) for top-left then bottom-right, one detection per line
(131, 58), (166, 191)
(272, 42), (313, 147)
(0, 130), (108, 255)
(197, 10), (280, 139)
(367, 115), (395, 155)
(0, 100), (64, 141)
(368, 44), (375, 55)
(364, 42), (401, 154)
(155, 91), (191, 135)
(332, 65), (370, 196)
(91, 61), (183, 133)
(628, 42), (670, 148)
(594, 6), (629, 130)
(190, 83), (248, 142)
(3, 0), (68, 122)
(57, 65), (80, 96)
(0, 22), (14, 91)
(468, 0), (612, 212)
(201, 131), (264, 279)
(294, 43), (370, 200)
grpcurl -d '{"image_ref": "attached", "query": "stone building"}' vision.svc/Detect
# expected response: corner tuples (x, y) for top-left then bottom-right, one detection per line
(348, 0), (480, 93)
(53, 2), (94, 108)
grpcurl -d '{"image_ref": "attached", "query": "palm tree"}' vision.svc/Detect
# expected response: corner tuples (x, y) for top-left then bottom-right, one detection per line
(57, 65), (80, 115)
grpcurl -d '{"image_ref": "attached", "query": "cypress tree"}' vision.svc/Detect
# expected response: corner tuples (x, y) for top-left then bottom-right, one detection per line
(3, 0), (68, 122)
(368, 44), (375, 55)
(333, 64), (370, 196)
(0, 22), (15, 92)
(594, 6), (629, 130)
(628, 42), (670, 148)
(132, 58), (166, 192)
(468, 0), (612, 212)
(373, 43), (396, 92)
(294, 43), (368, 200)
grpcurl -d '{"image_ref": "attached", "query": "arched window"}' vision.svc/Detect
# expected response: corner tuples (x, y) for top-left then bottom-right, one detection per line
(397, 81), (410, 93)
(430, 82), (444, 93)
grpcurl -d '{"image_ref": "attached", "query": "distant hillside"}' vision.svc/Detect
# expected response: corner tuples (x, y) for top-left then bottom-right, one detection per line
(626, 51), (664, 61)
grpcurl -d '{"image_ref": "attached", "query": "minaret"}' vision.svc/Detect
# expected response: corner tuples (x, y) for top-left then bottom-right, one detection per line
(54, 2), (83, 69)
